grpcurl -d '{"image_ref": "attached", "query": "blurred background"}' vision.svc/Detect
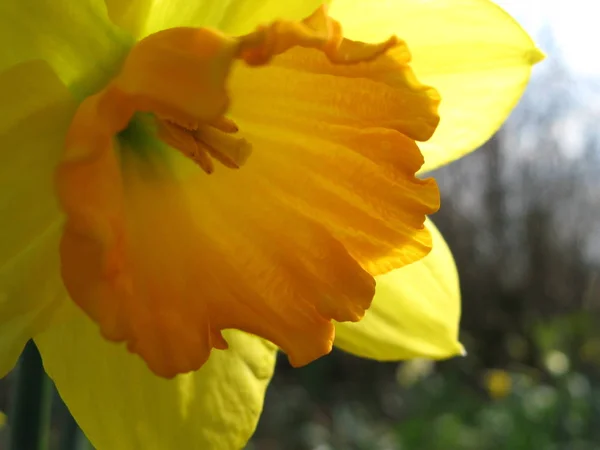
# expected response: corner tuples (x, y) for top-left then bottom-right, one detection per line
(250, 1), (600, 449)
(2, 1), (599, 449)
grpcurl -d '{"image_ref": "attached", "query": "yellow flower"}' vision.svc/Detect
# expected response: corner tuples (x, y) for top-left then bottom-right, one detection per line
(484, 369), (513, 399)
(0, 0), (541, 448)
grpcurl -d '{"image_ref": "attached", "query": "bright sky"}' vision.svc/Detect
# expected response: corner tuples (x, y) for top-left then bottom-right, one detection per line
(495, 0), (599, 75)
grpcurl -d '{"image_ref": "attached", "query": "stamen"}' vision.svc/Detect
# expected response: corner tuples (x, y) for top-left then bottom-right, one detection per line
(156, 119), (215, 174)
(155, 116), (252, 174)
(194, 124), (252, 169)
(210, 116), (239, 133)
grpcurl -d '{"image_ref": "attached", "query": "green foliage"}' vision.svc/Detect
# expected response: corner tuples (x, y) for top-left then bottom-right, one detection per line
(252, 312), (600, 450)
(396, 369), (600, 450)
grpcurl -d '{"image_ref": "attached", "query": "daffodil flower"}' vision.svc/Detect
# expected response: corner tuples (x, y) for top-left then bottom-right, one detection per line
(0, 0), (541, 448)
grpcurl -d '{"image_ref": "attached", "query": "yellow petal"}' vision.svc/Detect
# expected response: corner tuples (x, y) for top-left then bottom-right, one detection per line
(0, 0), (130, 99)
(35, 305), (276, 450)
(104, 0), (324, 39)
(218, 0), (326, 35)
(328, 0), (544, 172)
(0, 61), (75, 377)
(334, 219), (464, 360)
(104, 0), (230, 39)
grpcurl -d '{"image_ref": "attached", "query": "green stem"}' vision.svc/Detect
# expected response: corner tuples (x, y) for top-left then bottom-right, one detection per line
(57, 387), (94, 450)
(58, 402), (79, 450)
(76, 430), (94, 450)
(9, 340), (53, 450)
